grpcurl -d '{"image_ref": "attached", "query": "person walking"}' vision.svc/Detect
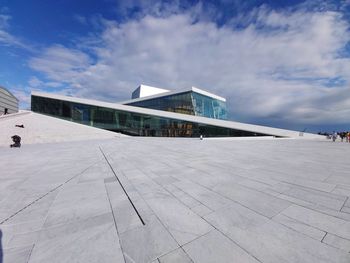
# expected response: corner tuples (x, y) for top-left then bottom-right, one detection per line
(347, 131), (350, 143)
(332, 131), (337, 142)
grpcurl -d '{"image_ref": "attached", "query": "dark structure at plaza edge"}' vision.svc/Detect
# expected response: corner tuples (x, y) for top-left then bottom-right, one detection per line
(31, 84), (321, 138)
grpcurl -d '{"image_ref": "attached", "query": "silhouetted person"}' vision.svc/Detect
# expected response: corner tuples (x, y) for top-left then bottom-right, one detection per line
(332, 131), (337, 142)
(10, 135), (21, 148)
(3, 108), (8, 115)
(339, 132), (344, 142)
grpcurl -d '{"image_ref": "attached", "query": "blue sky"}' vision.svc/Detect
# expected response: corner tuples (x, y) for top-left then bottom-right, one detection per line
(1, 0), (350, 132)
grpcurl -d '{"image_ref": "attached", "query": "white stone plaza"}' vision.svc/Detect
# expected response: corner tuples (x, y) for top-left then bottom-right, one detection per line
(1, 112), (350, 263)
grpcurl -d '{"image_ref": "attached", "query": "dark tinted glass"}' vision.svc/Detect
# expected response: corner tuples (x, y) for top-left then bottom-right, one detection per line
(31, 95), (268, 137)
(126, 91), (228, 120)
(126, 91), (195, 115)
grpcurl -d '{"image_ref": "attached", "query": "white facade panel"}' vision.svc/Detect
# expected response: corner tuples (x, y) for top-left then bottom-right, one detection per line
(131, 84), (169, 99)
(0, 86), (18, 115)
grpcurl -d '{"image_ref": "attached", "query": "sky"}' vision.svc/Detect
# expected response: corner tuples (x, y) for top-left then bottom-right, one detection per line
(1, 0), (350, 132)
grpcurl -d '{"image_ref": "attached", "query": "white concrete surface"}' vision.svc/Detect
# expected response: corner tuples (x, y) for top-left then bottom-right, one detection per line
(0, 111), (124, 147)
(0, 115), (350, 263)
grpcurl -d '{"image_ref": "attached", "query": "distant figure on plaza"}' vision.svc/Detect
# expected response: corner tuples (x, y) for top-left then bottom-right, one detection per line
(200, 134), (203, 140)
(10, 135), (21, 148)
(347, 132), (350, 143)
(3, 108), (8, 115)
(331, 131), (337, 142)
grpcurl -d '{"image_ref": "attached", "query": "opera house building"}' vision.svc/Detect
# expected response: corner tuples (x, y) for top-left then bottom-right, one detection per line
(31, 84), (318, 138)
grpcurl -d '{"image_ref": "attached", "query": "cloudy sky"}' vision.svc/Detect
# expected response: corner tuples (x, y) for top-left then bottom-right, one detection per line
(1, 0), (350, 132)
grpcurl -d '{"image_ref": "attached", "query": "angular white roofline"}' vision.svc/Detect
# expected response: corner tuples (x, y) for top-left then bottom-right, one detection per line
(0, 86), (19, 101)
(31, 91), (322, 139)
(120, 86), (226, 105)
(132, 84), (170, 99)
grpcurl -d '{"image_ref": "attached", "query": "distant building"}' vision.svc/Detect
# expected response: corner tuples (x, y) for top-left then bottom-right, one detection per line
(31, 84), (319, 138)
(0, 86), (19, 115)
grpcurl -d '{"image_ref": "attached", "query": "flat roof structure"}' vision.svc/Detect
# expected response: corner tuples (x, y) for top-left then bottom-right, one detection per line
(0, 112), (349, 263)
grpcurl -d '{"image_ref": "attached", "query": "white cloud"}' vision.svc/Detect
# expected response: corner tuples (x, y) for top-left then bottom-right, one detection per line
(0, 14), (10, 28)
(73, 14), (88, 25)
(0, 13), (21, 47)
(0, 12), (32, 49)
(28, 76), (43, 88)
(10, 86), (31, 110)
(28, 76), (62, 88)
(28, 7), (350, 126)
(29, 45), (91, 87)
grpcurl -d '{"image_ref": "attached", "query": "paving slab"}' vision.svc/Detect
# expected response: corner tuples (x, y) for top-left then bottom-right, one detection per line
(158, 248), (192, 263)
(142, 191), (213, 245)
(281, 204), (350, 240)
(183, 230), (259, 263)
(272, 213), (326, 241)
(282, 186), (346, 210)
(105, 181), (144, 234)
(332, 185), (350, 196)
(205, 203), (350, 263)
(119, 215), (178, 263)
(43, 181), (111, 228)
(322, 233), (350, 252)
(212, 182), (292, 218)
(1, 245), (33, 263)
(29, 221), (124, 263)
(173, 180), (232, 211)
(0, 124), (350, 263)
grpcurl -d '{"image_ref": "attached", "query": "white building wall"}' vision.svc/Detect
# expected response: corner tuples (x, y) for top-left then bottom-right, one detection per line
(0, 86), (18, 115)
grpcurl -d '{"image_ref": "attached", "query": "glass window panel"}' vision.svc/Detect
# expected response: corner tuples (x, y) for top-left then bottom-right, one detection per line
(31, 95), (269, 138)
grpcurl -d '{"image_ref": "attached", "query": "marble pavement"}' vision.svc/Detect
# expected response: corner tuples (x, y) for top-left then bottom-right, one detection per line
(1, 134), (350, 262)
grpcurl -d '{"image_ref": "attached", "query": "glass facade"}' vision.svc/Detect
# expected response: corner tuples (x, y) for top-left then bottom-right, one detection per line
(192, 92), (227, 119)
(31, 95), (269, 137)
(126, 91), (228, 120)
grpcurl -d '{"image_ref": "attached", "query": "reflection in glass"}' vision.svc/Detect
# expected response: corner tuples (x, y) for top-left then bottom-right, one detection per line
(31, 95), (268, 137)
(126, 91), (228, 120)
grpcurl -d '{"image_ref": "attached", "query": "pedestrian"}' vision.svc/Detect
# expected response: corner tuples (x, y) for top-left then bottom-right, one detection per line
(10, 135), (21, 148)
(332, 131), (337, 142)
(348, 131), (350, 143)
